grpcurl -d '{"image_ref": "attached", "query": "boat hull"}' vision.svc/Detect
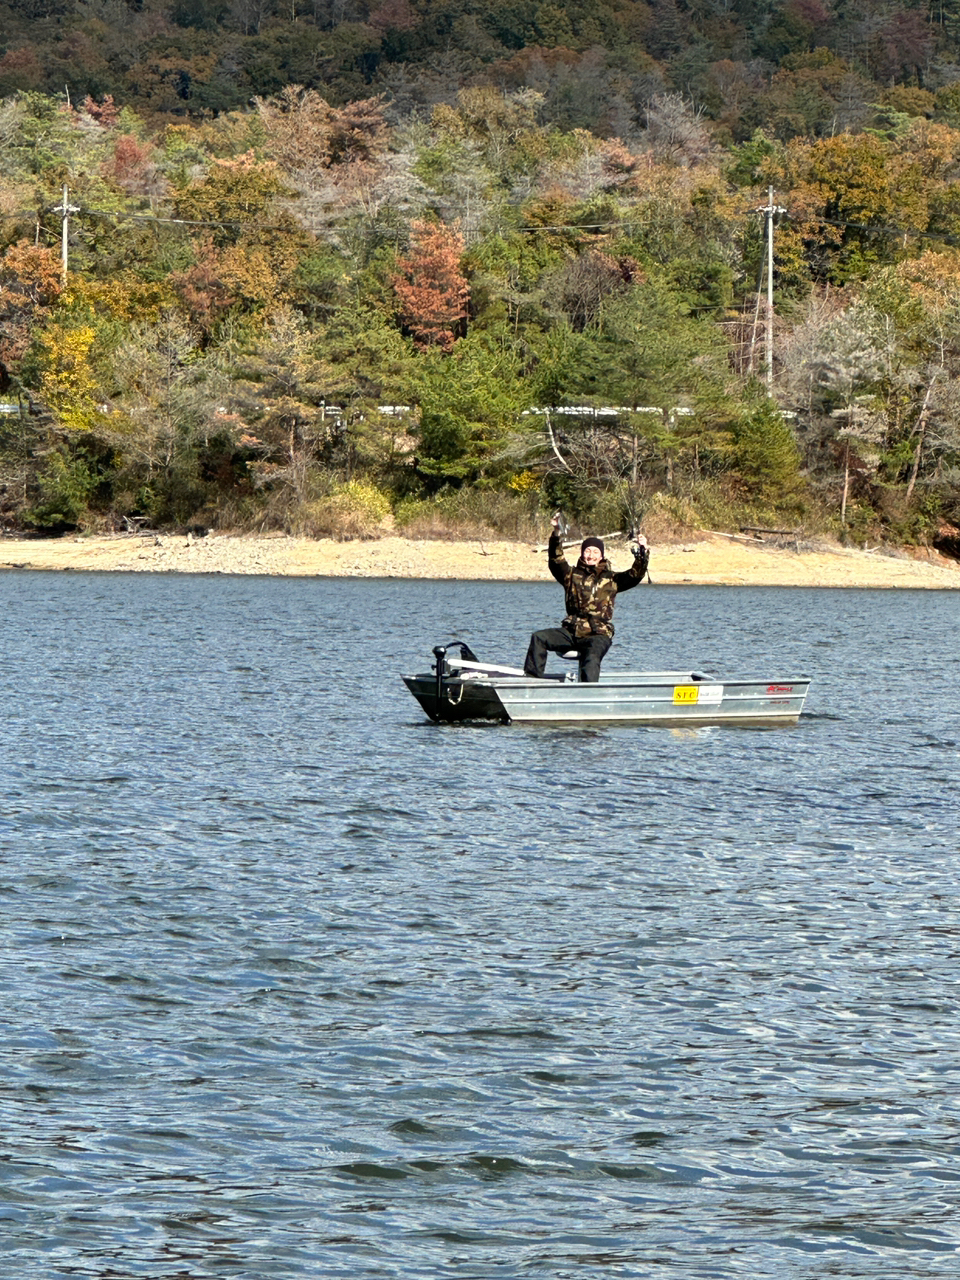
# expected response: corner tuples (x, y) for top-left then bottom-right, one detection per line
(403, 668), (810, 727)
(490, 675), (809, 725)
(403, 673), (510, 723)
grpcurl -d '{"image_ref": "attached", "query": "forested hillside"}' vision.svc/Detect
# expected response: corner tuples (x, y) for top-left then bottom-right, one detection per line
(1, 0), (959, 547)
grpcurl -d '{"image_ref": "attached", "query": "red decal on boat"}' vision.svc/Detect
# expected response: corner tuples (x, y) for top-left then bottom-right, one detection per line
(766, 684), (794, 693)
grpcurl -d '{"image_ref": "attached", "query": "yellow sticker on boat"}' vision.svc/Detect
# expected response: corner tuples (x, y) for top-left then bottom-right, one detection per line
(673, 685), (700, 704)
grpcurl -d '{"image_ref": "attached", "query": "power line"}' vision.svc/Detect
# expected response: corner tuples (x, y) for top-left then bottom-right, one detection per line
(3, 199), (960, 248)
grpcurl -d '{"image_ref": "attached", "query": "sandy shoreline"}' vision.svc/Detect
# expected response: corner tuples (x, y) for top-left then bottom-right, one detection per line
(1, 530), (959, 588)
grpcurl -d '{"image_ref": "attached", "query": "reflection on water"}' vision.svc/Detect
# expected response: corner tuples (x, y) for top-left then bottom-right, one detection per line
(1, 572), (958, 1278)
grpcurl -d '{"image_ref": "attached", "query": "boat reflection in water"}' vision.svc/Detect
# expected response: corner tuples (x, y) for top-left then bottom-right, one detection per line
(403, 642), (811, 727)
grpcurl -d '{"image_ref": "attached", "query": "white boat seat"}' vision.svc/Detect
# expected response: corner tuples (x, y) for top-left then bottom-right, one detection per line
(560, 650), (579, 660)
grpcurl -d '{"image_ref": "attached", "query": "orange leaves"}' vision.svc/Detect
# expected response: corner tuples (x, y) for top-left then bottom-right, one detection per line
(0, 241), (62, 372)
(101, 134), (162, 196)
(80, 95), (120, 128)
(393, 221), (469, 352)
(255, 86), (388, 174)
(171, 241), (235, 336)
(173, 155), (306, 324)
(1, 242), (62, 310)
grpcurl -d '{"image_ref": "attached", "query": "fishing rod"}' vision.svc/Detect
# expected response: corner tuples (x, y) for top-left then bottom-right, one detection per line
(625, 496), (653, 584)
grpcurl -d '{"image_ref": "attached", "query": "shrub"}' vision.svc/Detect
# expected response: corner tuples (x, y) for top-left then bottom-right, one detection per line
(393, 486), (541, 540)
(298, 481), (392, 539)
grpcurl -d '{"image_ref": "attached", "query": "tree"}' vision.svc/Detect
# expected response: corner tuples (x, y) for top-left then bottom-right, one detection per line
(227, 306), (352, 516)
(106, 311), (204, 465)
(35, 323), (102, 433)
(517, 276), (734, 503)
(867, 254), (960, 511)
(733, 391), (804, 506)
(255, 86), (389, 173)
(0, 241), (63, 386)
(781, 130), (927, 283)
(778, 292), (892, 522)
(645, 94), (717, 167)
(412, 329), (529, 479)
(173, 153), (307, 320)
(553, 250), (641, 331)
(393, 220), (470, 351)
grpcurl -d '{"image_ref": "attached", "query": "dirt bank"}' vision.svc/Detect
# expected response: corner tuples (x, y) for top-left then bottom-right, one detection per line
(1, 530), (959, 587)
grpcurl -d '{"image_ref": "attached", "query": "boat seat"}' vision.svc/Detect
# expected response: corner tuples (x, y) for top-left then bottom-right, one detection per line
(560, 650), (579, 660)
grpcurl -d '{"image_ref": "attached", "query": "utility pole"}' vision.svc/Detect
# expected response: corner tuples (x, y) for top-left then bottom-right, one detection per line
(757, 187), (786, 392)
(54, 185), (80, 286)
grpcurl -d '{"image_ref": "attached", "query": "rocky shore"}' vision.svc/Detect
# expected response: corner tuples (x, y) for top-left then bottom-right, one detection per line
(1, 530), (959, 588)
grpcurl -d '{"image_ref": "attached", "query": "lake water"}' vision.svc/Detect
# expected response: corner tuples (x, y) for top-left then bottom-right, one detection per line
(1, 571), (958, 1278)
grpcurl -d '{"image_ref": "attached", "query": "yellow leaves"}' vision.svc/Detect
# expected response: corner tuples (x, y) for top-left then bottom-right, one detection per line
(430, 103), (465, 139)
(37, 323), (102, 433)
(791, 133), (896, 222)
(66, 274), (177, 323)
(895, 119), (960, 181)
(778, 130), (950, 282)
(508, 469), (541, 494)
(895, 250), (960, 314)
(175, 153), (292, 240)
(217, 245), (286, 310)
(786, 125), (960, 236)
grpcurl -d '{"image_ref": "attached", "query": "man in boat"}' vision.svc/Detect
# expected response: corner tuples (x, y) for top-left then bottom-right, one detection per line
(524, 517), (649, 683)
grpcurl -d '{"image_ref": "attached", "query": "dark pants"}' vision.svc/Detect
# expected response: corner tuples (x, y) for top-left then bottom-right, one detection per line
(524, 627), (612, 683)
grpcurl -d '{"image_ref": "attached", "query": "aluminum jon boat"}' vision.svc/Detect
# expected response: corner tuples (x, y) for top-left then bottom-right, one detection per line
(403, 642), (811, 727)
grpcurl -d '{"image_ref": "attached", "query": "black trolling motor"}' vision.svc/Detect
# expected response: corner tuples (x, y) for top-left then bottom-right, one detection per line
(432, 640), (479, 706)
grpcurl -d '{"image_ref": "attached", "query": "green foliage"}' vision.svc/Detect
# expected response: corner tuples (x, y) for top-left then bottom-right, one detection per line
(733, 394), (804, 504)
(595, 278), (730, 410)
(291, 247), (349, 319)
(2, 37), (959, 542)
(413, 332), (530, 478)
(23, 448), (96, 530)
(0, 92), (79, 180)
(725, 130), (780, 188)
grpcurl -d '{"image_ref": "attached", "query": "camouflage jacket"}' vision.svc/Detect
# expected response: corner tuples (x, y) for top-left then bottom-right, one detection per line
(548, 531), (649, 639)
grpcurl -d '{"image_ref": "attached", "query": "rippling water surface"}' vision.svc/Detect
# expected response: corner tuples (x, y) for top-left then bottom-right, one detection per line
(1, 571), (958, 1278)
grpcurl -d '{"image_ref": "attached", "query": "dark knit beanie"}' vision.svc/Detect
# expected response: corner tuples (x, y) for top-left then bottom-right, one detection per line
(581, 536), (604, 557)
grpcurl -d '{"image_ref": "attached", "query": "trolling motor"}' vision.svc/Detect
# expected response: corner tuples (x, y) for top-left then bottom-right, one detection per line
(432, 641), (479, 706)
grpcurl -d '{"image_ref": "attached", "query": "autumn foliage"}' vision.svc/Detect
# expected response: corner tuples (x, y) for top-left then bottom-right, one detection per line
(0, 242), (63, 377)
(393, 221), (470, 352)
(1, 68), (960, 544)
